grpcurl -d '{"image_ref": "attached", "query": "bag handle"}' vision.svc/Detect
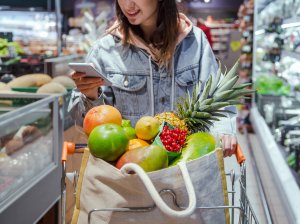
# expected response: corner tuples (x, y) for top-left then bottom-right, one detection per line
(120, 162), (196, 218)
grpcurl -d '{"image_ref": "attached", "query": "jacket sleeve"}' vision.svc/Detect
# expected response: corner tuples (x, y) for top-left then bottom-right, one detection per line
(198, 29), (237, 136)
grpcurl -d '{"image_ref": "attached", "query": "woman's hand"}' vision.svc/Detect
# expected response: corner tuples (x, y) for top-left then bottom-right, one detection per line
(220, 134), (237, 157)
(72, 72), (104, 100)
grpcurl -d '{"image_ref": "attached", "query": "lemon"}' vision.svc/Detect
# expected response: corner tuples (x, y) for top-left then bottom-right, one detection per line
(135, 116), (160, 141)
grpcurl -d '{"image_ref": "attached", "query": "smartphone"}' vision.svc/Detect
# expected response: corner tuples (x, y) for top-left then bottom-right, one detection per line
(68, 62), (112, 86)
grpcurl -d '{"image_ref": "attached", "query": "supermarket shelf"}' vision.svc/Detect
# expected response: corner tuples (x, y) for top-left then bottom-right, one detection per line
(250, 107), (300, 224)
(212, 46), (227, 51)
(206, 23), (235, 28)
(282, 16), (300, 28)
(282, 50), (300, 61)
(214, 52), (228, 58)
(211, 31), (231, 36)
(212, 37), (229, 42)
(255, 17), (300, 36)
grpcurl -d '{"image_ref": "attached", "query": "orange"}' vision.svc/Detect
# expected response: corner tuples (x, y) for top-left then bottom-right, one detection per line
(83, 105), (122, 135)
(127, 139), (149, 151)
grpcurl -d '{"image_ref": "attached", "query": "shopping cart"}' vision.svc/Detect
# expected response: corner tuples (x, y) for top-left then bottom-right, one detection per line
(61, 142), (259, 224)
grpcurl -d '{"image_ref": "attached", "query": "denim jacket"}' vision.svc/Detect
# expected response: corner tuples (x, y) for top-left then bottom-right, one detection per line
(68, 26), (236, 135)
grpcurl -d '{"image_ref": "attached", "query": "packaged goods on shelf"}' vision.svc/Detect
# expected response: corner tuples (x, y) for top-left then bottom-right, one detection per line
(251, 1), (300, 222)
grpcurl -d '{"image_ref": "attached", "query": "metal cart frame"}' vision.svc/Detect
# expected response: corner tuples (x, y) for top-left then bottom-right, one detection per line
(61, 142), (259, 224)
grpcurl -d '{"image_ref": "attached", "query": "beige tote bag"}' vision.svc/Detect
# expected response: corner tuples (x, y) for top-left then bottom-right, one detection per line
(71, 148), (229, 224)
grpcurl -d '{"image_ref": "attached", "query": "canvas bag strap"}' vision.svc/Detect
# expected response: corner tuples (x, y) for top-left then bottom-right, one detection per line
(120, 162), (196, 218)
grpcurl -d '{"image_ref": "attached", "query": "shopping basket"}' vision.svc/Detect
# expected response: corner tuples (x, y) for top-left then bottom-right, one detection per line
(61, 142), (259, 224)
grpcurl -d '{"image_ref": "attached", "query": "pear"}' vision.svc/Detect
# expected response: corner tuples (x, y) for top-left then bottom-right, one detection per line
(170, 132), (216, 166)
(116, 144), (168, 172)
(121, 119), (136, 140)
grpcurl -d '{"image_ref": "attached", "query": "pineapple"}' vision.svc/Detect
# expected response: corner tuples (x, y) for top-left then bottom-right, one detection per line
(154, 111), (188, 131)
(155, 61), (253, 133)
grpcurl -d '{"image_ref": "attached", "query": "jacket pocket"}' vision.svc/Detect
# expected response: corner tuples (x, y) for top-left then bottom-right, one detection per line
(107, 73), (149, 117)
(175, 65), (200, 99)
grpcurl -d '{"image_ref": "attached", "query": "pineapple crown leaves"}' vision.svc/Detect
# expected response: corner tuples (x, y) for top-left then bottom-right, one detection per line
(197, 59), (254, 105)
(175, 59), (255, 133)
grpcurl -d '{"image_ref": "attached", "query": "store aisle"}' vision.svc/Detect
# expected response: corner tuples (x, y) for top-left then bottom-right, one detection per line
(224, 132), (269, 224)
(247, 133), (295, 224)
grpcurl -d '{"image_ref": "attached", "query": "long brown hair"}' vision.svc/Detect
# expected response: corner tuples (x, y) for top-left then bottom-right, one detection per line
(115, 0), (179, 67)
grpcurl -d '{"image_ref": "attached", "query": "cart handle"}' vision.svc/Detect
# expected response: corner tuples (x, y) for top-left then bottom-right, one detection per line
(236, 144), (246, 165)
(61, 141), (86, 162)
(61, 142), (246, 164)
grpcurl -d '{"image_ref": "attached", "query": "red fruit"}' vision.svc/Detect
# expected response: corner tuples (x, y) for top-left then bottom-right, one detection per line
(159, 125), (187, 153)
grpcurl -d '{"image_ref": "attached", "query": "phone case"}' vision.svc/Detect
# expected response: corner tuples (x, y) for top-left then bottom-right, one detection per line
(68, 63), (112, 86)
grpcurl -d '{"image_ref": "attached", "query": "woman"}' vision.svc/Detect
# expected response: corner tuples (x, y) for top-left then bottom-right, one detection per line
(69, 0), (237, 157)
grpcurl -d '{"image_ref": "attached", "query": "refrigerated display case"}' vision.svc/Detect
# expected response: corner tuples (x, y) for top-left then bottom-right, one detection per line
(0, 93), (63, 224)
(0, 2), (63, 77)
(251, 0), (300, 223)
(0, 10), (60, 56)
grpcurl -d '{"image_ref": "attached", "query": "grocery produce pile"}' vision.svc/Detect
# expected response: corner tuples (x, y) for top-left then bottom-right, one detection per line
(0, 38), (23, 57)
(255, 74), (290, 96)
(0, 74), (76, 94)
(82, 61), (253, 172)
